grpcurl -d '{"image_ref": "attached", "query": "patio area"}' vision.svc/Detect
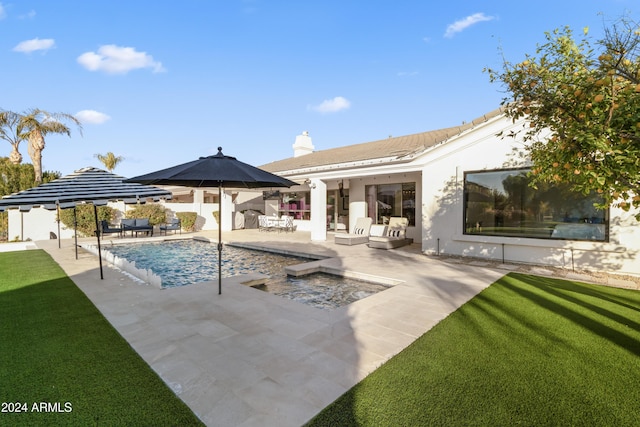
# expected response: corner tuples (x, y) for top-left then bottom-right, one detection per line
(28, 229), (636, 426)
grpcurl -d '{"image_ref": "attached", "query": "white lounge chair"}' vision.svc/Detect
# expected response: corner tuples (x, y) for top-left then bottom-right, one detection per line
(368, 217), (413, 249)
(335, 217), (373, 245)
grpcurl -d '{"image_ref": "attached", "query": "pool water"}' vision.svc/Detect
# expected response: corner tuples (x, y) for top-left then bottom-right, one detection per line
(260, 272), (392, 311)
(105, 240), (390, 309)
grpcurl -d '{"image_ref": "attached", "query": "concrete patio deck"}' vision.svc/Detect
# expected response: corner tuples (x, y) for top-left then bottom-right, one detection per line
(30, 230), (513, 426)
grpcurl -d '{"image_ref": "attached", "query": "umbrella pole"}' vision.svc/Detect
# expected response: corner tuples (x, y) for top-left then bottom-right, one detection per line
(218, 184), (222, 295)
(57, 206), (61, 249)
(74, 207), (78, 260)
(93, 204), (104, 280)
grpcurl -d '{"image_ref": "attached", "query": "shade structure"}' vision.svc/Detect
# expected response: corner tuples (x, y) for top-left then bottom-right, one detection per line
(125, 146), (297, 294)
(0, 167), (172, 279)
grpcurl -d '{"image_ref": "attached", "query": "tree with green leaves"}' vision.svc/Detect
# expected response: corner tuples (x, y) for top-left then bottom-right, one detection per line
(58, 204), (115, 237)
(485, 17), (640, 220)
(0, 108), (82, 184)
(0, 158), (60, 240)
(0, 157), (60, 197)
(94, 152), (124, 172)
(0, 110), (24, 164)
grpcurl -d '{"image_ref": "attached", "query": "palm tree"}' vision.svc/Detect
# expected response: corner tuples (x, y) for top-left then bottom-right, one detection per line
(19, 109), (83, 184)
(94, 152), (124, 172)
(0, 110), (24, 164)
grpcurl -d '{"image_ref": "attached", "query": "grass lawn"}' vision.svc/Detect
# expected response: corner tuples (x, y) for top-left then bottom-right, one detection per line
(0, 250), (203, 426)
(307, 272), (640, 426)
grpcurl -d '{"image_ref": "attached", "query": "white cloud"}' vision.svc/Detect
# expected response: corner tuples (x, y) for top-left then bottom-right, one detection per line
(308, 96), (351, 114)
(19, 10), (36, 19)
(0, 3), (6, 20)
(75, 110), (111, 125)
(444, 12), (495, 38)
(397, 71), (419, 77)
(77, 44), (166, 74)
(13, 38), (55, 53)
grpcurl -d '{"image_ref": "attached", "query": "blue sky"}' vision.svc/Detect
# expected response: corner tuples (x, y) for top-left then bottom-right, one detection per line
(1, 0), (636, 178)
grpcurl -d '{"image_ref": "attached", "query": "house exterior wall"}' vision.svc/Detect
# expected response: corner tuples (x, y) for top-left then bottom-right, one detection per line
(420, 115), (640, 277)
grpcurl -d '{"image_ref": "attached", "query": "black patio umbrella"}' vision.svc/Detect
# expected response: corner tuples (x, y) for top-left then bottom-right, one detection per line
(125, 147), (297, 294)
(0, 167), (172, 279)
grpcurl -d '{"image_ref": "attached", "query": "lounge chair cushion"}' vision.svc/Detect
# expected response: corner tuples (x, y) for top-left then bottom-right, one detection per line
(368, 217), (412, 249)
(387, 227), (405, 238)
(335, 217), (373, 246)
(121, 219), (135, 228)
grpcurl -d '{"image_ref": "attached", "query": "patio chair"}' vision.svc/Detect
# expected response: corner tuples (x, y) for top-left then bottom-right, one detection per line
(368, 217), (413, 249)
(100, 220), (122, 239)
(279, 215), (294, 232)
(258, 215), (270, 231)
(335, 217), (373, 245)
(160, 218), (181, 235)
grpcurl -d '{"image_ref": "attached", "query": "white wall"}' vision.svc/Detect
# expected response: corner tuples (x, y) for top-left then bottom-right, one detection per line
(8, 201), (127, 241)
(161, 202), (221, 231)
(8, 208), (70, 241)
(8, 199), (226, 242)
(420, 115), (640, 277)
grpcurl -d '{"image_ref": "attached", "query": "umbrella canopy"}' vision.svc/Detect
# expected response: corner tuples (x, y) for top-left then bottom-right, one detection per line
(123, 146), (297, 188)
(125, 147), (297, 294)
(0, 167), (172, 278)
(0, 167), (171, 210)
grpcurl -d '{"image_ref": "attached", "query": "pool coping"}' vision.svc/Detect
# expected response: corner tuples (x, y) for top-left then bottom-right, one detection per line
(227, 239), (404, 287)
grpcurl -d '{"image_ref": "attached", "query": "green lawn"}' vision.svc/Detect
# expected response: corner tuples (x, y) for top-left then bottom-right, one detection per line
(0, 250), (203, 426)
(307, 272), (640, 426)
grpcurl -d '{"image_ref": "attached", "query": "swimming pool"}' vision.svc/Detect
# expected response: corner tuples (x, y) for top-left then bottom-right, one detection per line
(103, 239), (391, 309)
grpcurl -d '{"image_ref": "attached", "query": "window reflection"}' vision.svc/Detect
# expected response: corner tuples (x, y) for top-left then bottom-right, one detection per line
(366, 182), (415, 226)
(464, 169), (608, 241)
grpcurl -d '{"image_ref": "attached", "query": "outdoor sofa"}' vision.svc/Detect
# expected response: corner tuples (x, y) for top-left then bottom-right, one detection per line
(335, 217), (373, 245)
(121, 218), (153, 237)
(159, 218), (181, 235)
(368, 217), (413, 249)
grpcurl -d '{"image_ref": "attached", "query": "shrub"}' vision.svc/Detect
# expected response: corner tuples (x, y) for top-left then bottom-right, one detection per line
(59, 205), (115, 237)
(212, 210), (220, 224)
(0, 211), (7, 241)
(125, 203), (167, 226)
(176, 212), (197, 232)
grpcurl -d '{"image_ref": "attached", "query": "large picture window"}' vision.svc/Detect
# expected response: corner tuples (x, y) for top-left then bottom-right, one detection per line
(366, 183), (416, 226)
(464, 168), (608, 241)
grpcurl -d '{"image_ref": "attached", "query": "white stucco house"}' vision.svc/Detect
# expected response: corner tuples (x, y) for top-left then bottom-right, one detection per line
(258, 107), (639, 277)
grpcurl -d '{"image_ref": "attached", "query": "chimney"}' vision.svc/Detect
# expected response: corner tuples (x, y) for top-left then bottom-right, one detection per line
(292, 131), (314, 157)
